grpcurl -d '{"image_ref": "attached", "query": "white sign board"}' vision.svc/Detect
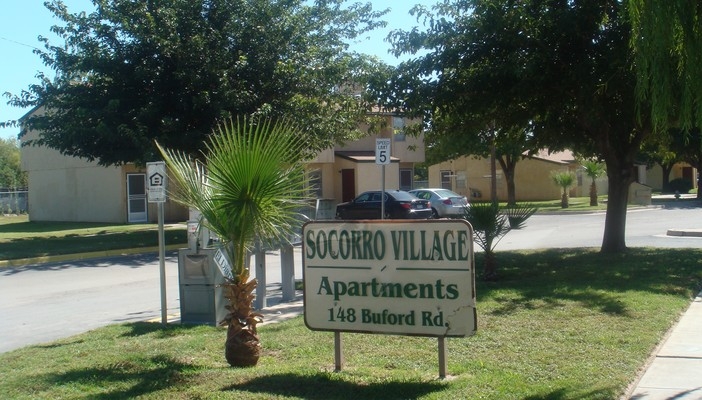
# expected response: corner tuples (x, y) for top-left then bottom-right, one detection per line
(214, 248), (234, 280)
(375, 138), (391, 165)
(302, 219), (476, 337)
(146, 162), (167, 203)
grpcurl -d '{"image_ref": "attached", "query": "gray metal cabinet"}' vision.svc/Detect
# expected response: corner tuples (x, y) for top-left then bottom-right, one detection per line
(178, 248), (228, 325)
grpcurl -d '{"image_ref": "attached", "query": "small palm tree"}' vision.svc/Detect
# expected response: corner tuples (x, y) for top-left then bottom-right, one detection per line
(581, 160), (606, 206)
(463, 202), (511, 281)
(551, 170), (576, 208)
(157, 117), (311, 367)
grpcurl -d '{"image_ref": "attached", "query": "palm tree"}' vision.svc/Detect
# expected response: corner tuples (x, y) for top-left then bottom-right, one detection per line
(581, 160), (606, 206)
(157, 117), (311, 367)
(551, 170), (576, 208)
(463, 202), (511, 281)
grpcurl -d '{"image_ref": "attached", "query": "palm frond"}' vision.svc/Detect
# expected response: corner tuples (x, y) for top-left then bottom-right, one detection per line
(156, 116), (313, 277)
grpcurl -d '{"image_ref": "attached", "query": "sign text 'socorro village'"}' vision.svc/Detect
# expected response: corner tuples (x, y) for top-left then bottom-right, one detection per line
(302, 220), (477, 337)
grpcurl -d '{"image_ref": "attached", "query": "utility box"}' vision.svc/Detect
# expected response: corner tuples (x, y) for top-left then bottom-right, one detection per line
(629, 182), (652, 206)
(178, 248), (228, 325)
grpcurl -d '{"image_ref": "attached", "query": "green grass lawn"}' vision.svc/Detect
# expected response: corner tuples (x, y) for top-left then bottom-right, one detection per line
(0, 215), (187, 261)
(1, 248), (701, 399)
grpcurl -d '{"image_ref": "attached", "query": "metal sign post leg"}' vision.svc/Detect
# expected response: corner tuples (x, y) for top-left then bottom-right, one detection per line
(334, 331), (344, 372)
(158, 201), (167, 325)
(438, 336), (447, 379)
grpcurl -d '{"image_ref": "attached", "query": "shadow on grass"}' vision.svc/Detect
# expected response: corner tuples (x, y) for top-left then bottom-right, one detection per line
(477, 247), (702, 316)
(0, 221), (117, 234)
(523, 387), (619, 400)
(223, 373), (447, 400)
(119, 322), (212, 339)
(0, 251), (180, 276)
(46, 355), (196, 399)
(0, 230), (186, 263)
(35, 338), (86, 350)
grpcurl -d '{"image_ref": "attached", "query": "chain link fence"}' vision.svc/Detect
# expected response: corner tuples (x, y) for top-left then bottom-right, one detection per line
(0, 190), (28, 214)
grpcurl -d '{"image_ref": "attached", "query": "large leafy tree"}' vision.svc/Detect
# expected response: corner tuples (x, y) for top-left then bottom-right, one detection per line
(385, 2), (543, 207)
(629, 0), (702, 131)
(425, 120), (537, 206)
(388, 0), (661, 253)
(8, 0), (387, 166)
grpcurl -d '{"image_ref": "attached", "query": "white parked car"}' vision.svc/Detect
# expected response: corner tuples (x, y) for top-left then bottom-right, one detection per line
(408, 188), (469, 219)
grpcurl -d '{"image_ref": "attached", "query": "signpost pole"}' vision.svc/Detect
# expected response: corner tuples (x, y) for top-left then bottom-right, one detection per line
(147, 161), (168, 325)
(334, 331), (344, 372)
(381, 165), (386, 219)
(438, 337), (447, 379)
(158, 202), (167, 325)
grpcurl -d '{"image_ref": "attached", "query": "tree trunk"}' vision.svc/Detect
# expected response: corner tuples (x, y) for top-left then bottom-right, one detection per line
(589, 180), (598, 206)
(225, 325), (261, 367)
(660, 162), (674, 193)
(601, 161), (635, 253)
(505, 164), (517, 206)
(497, 150), (520, 207)
(483, 251), (498, 281)
(561, 189), (568, 208)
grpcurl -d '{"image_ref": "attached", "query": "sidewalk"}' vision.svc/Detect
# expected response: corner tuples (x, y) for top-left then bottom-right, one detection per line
(626, 291), (702, 399)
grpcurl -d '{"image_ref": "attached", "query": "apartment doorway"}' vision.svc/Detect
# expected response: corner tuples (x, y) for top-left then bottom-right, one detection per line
(127, 173), (148, 223)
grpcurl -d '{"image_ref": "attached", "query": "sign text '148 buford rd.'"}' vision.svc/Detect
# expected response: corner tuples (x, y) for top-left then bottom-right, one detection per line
(302, 220), (477, 337)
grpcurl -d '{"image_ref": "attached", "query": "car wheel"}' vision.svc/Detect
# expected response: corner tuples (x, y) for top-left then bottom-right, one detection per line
(431, 208), (440, 219)
(383, 211), (391, 220)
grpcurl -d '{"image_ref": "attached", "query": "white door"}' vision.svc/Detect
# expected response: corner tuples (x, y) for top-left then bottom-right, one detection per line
(127, 174), (147, 223)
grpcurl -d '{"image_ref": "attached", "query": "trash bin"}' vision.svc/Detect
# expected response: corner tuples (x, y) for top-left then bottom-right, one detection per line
(178, 248), (228, 325)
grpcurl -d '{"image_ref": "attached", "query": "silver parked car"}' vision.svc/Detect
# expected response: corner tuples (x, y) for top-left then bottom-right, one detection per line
(408, 188), (469, 218)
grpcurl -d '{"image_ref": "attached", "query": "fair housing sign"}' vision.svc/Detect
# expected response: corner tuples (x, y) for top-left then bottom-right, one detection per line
(302, 219), (477, 337)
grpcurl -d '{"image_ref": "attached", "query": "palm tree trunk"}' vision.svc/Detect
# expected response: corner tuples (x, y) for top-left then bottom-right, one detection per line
(590, 181), (598, 206)
(225, 323), (261, 367)
(483, 251), (498, 281)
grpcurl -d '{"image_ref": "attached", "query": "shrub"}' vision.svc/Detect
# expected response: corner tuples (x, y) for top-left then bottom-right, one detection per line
(463, 202), (511, 280)
(667, 178), (693, 194)
(502, 203), (538, 229)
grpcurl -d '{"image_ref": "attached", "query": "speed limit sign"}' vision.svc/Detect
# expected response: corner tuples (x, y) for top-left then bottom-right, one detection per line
(376, 138), (391, 165)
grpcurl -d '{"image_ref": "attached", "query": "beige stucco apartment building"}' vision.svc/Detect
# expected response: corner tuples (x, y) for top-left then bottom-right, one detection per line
(20, 124), (188, 223)
(427, 150), (587, 202)
(307, 114), (425, 205)
(20, 111), (424, 223)
(428, 150), (697, 204)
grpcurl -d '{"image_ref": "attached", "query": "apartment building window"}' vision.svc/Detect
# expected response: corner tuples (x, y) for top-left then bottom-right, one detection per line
(440, 170), (453, 189)
(393, 117), (405, 141)
(309, 170), (322, 198)
(400, 169), (413, 190)
(456, 172), (467, 189)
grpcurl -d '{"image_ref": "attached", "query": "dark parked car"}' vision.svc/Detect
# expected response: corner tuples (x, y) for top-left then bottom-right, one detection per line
(335, 190), (433, 220)
(409, 188), (469, 218)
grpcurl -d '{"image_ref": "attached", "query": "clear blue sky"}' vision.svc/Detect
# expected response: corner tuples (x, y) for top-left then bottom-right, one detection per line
(0, 0), (435, 140)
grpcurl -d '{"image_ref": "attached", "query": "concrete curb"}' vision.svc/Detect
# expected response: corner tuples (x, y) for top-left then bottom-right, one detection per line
(666, 229), (702, 238)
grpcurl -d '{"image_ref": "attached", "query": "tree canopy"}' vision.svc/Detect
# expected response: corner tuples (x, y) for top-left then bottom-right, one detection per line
(386, 0), (663, 253)
(8, 0), (388, 166)
(0, 138), (27, 189)
(629, 0), (702, 131)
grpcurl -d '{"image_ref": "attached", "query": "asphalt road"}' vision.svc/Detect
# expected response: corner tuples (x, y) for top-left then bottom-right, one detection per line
(1, 204), (701, 354)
